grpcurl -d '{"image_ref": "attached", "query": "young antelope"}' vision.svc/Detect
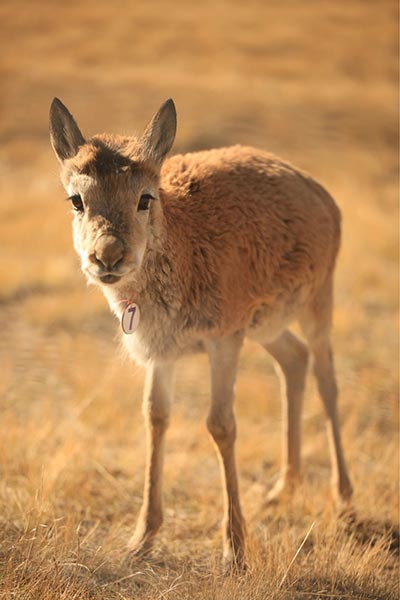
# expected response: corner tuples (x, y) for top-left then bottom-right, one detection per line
(49, 98), (352, 569)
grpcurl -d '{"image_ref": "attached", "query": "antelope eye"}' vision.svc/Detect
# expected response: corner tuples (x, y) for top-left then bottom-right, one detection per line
(69, 194), (84, 212)
(137, 193), (153, 212)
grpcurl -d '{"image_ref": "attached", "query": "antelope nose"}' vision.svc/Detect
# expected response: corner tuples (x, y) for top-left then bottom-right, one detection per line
(92, 235), (124, 270)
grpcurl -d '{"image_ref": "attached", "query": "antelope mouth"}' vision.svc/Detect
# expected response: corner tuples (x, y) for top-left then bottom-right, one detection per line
(99, 274), (121, 284)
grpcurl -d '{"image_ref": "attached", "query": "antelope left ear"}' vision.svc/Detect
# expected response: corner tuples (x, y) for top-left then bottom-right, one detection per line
(140, 99), (177, 165)
(49, 98), (85, 163)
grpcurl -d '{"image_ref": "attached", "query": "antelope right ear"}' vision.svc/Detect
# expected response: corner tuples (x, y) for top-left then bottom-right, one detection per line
(49, 98), (85, 162)
(140, 99), (177, 166)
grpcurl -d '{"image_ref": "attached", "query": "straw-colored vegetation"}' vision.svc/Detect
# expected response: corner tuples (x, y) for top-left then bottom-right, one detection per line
(0, 0), (398, 598)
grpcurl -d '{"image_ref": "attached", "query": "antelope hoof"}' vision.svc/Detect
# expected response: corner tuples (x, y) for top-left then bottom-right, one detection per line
(222, 547), (247, 576)
(128, 534), (155, 557)
(128, 523), (160, 557)
(265, 475), (299, 505)
(333, 481), (355, 519)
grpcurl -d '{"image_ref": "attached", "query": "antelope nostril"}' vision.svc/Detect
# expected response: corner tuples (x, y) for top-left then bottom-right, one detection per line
(93, 253), (124, 271)
(89, 253), (104, 267)
(105, 254), (124, 270)
(92, 235), (125, 271)
(113, 256), (124, 270)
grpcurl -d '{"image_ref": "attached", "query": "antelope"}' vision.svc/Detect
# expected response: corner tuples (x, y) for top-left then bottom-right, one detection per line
(49, 98), (353, 569)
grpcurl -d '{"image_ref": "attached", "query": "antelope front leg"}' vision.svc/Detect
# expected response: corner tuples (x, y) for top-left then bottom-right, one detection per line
(128, 361), (175, 555)
(206, 334), (246, 571)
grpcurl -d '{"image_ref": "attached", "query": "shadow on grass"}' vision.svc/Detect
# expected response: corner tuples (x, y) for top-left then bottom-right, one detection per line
(292, 575), (395, 600)
(344, 513), (400, 556)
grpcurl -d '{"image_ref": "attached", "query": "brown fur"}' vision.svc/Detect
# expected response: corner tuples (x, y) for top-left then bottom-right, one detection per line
(50, 98), (352, 570)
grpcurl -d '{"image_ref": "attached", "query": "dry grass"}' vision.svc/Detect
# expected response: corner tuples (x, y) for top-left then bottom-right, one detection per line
(0, 0), (398, 598)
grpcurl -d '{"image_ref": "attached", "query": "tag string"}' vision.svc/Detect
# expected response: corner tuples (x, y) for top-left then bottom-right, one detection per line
(116, 298), (134, 307)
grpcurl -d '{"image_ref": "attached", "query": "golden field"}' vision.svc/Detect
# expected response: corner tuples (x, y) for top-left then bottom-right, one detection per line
(0, 1), (398, 598)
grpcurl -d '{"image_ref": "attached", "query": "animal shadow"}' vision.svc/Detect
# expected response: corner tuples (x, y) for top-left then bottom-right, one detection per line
(343, 513), (399, 555)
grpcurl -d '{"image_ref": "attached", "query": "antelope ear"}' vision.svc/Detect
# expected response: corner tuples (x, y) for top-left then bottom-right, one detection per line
(49, 98), (85, 162)
(140, 99), (177, 165)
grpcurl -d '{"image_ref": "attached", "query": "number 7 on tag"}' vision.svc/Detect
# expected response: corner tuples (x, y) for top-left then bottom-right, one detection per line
(121, 303), (140, 334)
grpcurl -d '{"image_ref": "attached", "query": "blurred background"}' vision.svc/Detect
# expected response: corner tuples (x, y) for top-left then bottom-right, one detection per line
(0, 0), (398, 596)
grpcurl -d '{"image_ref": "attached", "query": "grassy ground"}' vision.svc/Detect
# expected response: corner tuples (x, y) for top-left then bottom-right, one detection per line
(0, 0), (398, 598)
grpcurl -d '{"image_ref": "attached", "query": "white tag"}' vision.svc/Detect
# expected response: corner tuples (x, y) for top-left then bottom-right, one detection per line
(121, 303), (140, 334)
